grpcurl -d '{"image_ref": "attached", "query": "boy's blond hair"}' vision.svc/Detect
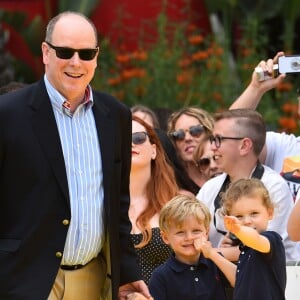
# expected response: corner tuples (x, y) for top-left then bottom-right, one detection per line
(159, 195), (211, 232)
(221, 178), (274, 216)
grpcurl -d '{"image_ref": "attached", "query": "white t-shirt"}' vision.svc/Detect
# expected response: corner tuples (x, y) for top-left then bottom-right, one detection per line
(196, 165), (300, 262)
(265, 131), (300, 199)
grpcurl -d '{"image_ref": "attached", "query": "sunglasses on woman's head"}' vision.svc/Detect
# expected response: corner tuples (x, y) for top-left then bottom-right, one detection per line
(132, 132), (148, 145)
(45, 41), (99, 61)
(170, 124), (205, 141)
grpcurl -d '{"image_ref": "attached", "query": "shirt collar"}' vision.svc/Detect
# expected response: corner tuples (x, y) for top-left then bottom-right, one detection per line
(44, 74), (94, 116)
(168, 252), (209, 273)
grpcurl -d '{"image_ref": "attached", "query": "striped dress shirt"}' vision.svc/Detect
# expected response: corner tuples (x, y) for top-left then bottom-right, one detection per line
(44, 75), (104, 265)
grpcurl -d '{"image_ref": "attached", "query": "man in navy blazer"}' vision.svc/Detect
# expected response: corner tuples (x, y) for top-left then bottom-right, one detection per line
(0, 11), (151, 300)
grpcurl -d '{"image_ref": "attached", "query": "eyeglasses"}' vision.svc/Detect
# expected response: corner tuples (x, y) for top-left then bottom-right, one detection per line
(170, 124), (205, 141)
(132, 132), (148, 145)
(209, 135), (244, 148)
(196, 157), (214, 169)
(45, 41), (99, 61)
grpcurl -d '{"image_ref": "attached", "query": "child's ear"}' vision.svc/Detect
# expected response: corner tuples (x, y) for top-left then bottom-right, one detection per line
(205, 228), (209, 239)
(267, 208), (274, 220)
(160, 230), (170, 245)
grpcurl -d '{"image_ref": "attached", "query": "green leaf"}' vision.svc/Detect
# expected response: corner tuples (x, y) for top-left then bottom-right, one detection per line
(58, 0), (100, 16)
(22, 15), (45, 56)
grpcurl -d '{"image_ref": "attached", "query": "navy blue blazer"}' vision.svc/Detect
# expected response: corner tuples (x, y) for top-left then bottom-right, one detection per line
(0, 79), (141, 299)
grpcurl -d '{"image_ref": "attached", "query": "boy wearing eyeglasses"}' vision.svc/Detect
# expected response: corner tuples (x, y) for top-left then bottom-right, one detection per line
(196, 109), (299, 263)
(197, 178), (286, 300)
(148, 195), (230, 300)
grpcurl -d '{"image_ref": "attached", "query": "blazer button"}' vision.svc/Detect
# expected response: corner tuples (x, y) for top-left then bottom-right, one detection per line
(56, 252), (63, 258)
(62, 219), (70, 225)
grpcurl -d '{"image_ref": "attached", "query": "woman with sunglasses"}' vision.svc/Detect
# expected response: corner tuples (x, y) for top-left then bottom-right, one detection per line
(167, 107), (214, 194)
(193, 135), (223, 181)
(130, 116), (179, 284)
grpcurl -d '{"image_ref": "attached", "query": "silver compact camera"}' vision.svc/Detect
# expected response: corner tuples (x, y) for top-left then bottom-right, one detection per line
(278, 55), (300, 73)
(255, 55), (300, 82)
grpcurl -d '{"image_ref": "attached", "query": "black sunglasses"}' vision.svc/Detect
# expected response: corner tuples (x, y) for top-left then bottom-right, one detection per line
(170, 124), (205, 141)
(132, 132), (148, 145)
(45, 41), (99, 61)
(209, 135), (244, 148)
(196, 157), (214, 169)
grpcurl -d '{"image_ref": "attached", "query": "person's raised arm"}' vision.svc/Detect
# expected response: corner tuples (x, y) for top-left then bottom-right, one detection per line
(230, 51), (286, 110)
(287, 198), (300, 241)
(224, 216), (270, 253)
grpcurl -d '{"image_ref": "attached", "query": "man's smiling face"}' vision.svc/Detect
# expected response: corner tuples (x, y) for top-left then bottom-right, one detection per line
(42, 14), (98, 103)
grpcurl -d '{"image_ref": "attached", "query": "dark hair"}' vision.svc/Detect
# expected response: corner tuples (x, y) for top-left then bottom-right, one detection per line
(155, 128), (200, 195)
(131, 104), (160, 128)
(0, 81), (27, 95)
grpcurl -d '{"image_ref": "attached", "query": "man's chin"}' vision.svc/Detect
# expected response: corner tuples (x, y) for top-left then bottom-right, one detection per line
(210, 172), (223, 178)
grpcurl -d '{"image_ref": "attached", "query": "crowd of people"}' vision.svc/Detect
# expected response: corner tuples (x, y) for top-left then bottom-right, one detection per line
(1, 10), (300, 300)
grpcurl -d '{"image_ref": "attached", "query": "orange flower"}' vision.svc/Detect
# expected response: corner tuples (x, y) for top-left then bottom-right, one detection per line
(186, 23), (197, 34)
(206, 59), (222, 70)
(133, 68), (146, 78)
(121, 69), (136, 80)
(192, 51), (209, 61)
(241, 63), (254, 70)
(116, 53), (131, 64)
(176, 71), (193, 85)
(241, 48), (253, 57)
(131, 50), (148, 61)
(188, 35), (204, 45)
(121, 68), (146, 80)
(207, 42), (224, 56)
(211, 46), (224, 56)
(178, 57), (192, 68)
(278, 117), (298, 131)
(212, 91), (223, 103)
(276, 81), (293, 92)
(107, 76), (122, 86)
(282, 102), (296, 113)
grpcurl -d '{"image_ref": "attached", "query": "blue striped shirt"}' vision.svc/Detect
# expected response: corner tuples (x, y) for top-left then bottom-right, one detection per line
(44, 75), (104, 265)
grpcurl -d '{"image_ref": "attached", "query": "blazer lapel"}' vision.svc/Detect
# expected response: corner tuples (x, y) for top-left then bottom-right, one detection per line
(29, 80), (69, 203)
(92, 98), (114, 213)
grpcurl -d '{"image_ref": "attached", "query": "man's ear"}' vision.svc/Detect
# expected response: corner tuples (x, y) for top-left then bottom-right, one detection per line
(240, 137), (253, 156)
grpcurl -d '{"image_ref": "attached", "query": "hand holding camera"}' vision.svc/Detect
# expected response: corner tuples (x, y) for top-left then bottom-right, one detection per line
(255, 54), (300, 81)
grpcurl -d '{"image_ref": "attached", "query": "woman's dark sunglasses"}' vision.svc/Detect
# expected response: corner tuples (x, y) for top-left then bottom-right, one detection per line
(170, 124), (205, 141)
(132, 132), (148, 145)
(196, 157), (214, 169)
(45, 41), (99, 61)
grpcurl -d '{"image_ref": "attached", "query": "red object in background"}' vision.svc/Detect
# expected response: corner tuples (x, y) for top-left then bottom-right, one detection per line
(91, 0), (211, 50)
(1, 0), (57, 78)
(1, 0), (210, 79)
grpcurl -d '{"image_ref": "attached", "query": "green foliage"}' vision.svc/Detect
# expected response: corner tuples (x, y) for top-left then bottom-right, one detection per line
(58, 0), (100, 15)
(92, 3), (300, 133)
(1, 0), (300, 133)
